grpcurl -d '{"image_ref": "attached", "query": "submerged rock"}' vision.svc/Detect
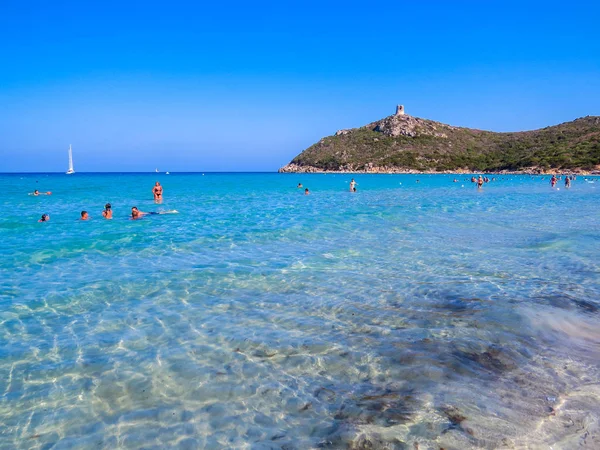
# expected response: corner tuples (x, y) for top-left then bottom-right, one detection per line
(333, 389), (418, 427)
(453, 345), (518, 374)
(318, 423), (407, 449)
(440, 405), (467, 425)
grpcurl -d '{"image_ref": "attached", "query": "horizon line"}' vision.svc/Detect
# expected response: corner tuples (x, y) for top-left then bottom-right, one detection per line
(0, 171), (282, 174)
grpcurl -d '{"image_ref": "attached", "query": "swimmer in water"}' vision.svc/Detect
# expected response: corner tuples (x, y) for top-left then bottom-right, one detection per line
(349, 178), (357, 192)
(304, 188), (310, 195)
(102, 203), (113, 219)
(550, 175), (557, 187)
(38, 214), (49, 222)
(80, 211), (89, 220)
(477, 176), (484, 189)
(131, 206), (178, 219)
(131, 206), (148, 219)
(30, 190), (52, 196)
(152, 182), (163, 202)
(297, 183), (303, 188)
(565, 177), (571, 188)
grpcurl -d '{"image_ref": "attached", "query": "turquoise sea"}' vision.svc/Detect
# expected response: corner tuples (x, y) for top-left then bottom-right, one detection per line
(1, 173), (600, 449)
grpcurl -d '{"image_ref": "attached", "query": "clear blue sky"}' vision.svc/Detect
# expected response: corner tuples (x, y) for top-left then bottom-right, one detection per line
(1, 0), (599, 172)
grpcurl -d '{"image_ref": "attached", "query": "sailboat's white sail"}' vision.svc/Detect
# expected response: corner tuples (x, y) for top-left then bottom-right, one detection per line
(66, 145), (75, 174)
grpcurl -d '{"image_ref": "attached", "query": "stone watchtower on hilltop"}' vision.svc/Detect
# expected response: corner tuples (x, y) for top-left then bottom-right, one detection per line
(395, 105), (405, 116)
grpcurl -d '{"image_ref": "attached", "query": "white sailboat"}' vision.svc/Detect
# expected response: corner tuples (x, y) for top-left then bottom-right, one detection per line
(66, 145), (75, 175)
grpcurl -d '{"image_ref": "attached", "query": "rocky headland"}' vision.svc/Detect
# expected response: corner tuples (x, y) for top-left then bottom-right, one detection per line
(279, 107), (600, 174)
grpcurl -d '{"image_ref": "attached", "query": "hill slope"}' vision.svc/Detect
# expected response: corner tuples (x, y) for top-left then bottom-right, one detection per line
(280, 110), (600, 173)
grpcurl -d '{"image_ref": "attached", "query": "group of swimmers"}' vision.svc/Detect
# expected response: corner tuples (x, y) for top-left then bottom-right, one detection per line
(34, 174), (582, 222)
(297, 178), (358, 194)
(464, 174), (574, 189)
(550, 174), (575, 188)
(35, 182), (174, 222)
(296, 183), (310, 195)
(465, 175), (492, 188)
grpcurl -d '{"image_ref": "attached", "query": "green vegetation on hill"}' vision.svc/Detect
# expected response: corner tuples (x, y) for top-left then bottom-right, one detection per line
(282, 114), (600, 172)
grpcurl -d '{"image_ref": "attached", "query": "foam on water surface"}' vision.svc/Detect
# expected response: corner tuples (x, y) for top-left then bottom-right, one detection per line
(1, 173), (599, 449)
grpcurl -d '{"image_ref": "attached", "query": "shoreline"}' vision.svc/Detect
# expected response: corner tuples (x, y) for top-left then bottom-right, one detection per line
(278, 163), (600, 176)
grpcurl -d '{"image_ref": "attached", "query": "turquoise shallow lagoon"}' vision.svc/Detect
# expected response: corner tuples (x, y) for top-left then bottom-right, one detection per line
(1, 173), (600, 449)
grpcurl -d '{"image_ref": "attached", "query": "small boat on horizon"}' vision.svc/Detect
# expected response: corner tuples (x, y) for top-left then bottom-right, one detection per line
(66, 145), (75, 175)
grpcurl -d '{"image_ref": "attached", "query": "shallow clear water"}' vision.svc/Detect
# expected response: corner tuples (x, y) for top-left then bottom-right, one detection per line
(1, 173), (599, 449)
